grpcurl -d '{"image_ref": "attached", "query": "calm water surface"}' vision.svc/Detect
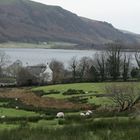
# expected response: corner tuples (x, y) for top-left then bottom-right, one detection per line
(0, 48), (137, 67)
(0, 48), (99, 66)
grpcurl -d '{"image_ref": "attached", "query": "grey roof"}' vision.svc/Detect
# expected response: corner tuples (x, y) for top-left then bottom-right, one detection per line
(27, 65), (46, 76)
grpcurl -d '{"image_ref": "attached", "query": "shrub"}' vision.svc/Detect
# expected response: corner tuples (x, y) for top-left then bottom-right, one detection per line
(46, 90), (60, 95)
(63, 89), (85, 95)
(68, 96), (88, 103)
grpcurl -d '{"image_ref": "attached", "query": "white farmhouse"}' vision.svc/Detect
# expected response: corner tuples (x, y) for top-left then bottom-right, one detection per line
(27, 63), (53, 84)
(40, 63), (53, 83)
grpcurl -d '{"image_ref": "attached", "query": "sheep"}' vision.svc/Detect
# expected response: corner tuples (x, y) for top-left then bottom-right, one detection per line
(56, 112), (64, 118)
(85, 112), (90, 116)
(87, 110), (92, 114)
(1, 115), (5, 119)
(80, 112), (86, 116)
(15, 106), (19, 109)
(85, 110), (93, 116)
(15, 98), (18, 101)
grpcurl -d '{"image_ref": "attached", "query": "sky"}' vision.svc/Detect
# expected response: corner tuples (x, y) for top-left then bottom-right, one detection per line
(33, 0), (140, 34)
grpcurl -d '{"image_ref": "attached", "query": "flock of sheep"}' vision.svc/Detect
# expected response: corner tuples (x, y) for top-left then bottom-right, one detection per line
(56, 110), (93, 118)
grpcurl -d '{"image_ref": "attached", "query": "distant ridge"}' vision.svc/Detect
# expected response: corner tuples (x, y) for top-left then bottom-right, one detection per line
(0, 0), (139, 48)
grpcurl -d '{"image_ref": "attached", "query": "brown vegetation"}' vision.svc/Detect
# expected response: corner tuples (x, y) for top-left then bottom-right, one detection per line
(0, 88), (92, 110)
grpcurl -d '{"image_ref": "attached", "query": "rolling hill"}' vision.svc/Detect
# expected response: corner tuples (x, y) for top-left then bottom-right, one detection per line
(0, 0), (139, 49)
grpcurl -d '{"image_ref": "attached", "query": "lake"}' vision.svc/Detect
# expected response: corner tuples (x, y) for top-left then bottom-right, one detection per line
(0, 48), (99, 66)
(0, 48), (137, 67)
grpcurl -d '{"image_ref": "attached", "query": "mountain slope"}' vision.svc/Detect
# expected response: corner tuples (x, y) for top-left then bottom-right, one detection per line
(0, 0), (139, 48)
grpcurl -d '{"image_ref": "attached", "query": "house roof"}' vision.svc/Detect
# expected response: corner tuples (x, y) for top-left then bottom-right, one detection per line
(27, 64), (53, 77)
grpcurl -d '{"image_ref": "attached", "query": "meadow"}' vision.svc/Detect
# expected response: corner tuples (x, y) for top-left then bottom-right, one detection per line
(33, 82), (139, 105)
(0, 82), (140, 139)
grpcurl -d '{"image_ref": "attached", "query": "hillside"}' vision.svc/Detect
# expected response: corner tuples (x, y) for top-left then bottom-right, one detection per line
(0, 0), (139, 48)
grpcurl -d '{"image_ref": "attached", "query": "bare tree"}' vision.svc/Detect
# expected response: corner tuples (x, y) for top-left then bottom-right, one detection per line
(50, 59), (65, 84)
(94, 52), (107, 81)
(16, 68), (38, 86)
(6, 60), (23, 78)
(78, 57), (92, 81)
(0, 51), (10, 77)
(135, 50), (140, 68)
(0, 51), (10, 67)
(122, 54), (131, 81)
(106, 43), (122, 80)
(106, 84), (140, 112)
(69, 57), (78, 81)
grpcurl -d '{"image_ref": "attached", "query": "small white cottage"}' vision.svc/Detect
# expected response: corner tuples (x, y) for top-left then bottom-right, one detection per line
(40, 63), (53, 83)
(27, 63), (53, 84)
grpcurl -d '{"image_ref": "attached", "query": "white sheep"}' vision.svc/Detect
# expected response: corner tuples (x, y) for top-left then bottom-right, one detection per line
(87, 110), (92, 114)
(85, 110), (93, 116)
(1, 115), (5, 119)
(80, 112), (86, 116)
(56, 112), (64, 118)
(15, 98), (18, 101)
(15, 106), (19, 109)
(85, 112), (90, 116)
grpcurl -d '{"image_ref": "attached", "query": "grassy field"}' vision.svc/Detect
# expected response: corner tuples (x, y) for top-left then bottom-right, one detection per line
(33, 82), (138, 105)
(33, 83), (107, 93)
(0, 107), (39, 117)
(34, 82), (139, 94)
(0, 82), (139, 139)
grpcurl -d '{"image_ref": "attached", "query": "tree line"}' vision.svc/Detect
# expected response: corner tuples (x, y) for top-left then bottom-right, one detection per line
(1, 43), (140, 86)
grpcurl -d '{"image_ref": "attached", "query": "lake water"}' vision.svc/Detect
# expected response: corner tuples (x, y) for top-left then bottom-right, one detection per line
(0, 48), (99, 66)
(0, 48), (137, 67)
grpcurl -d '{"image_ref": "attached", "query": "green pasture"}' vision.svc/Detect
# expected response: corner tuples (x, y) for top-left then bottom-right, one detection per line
(33, 82), (138, 105)
(34, 82), (139, 94)
(0, 107), (39, 117)
(33, 83), (106, 94)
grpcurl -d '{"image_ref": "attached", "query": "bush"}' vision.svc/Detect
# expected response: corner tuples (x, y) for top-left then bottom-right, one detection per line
(33, 90), (60, 97)
(68, 96), (88, 103)
(63, 89), (85, 95)
(0, 116), (42, 123)
(46, 90), (60, 95)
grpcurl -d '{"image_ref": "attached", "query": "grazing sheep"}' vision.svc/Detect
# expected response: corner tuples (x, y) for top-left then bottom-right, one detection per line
(80, 112), (86, 116)
(87, 110), (92, 114)
(85, 110), (93, 116)
(1, 115), (5, 119)
(56, 112), (64, 118)
(15, 106), (19, 109)
(85, 112), (90, 116)
(15, 98), (18, 101)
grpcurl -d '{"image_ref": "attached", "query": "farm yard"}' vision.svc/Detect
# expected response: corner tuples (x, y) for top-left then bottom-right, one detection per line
(0, 82), (140, 139)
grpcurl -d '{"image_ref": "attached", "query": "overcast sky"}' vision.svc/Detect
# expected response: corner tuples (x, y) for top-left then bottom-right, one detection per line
(33, 0), (140, 34)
